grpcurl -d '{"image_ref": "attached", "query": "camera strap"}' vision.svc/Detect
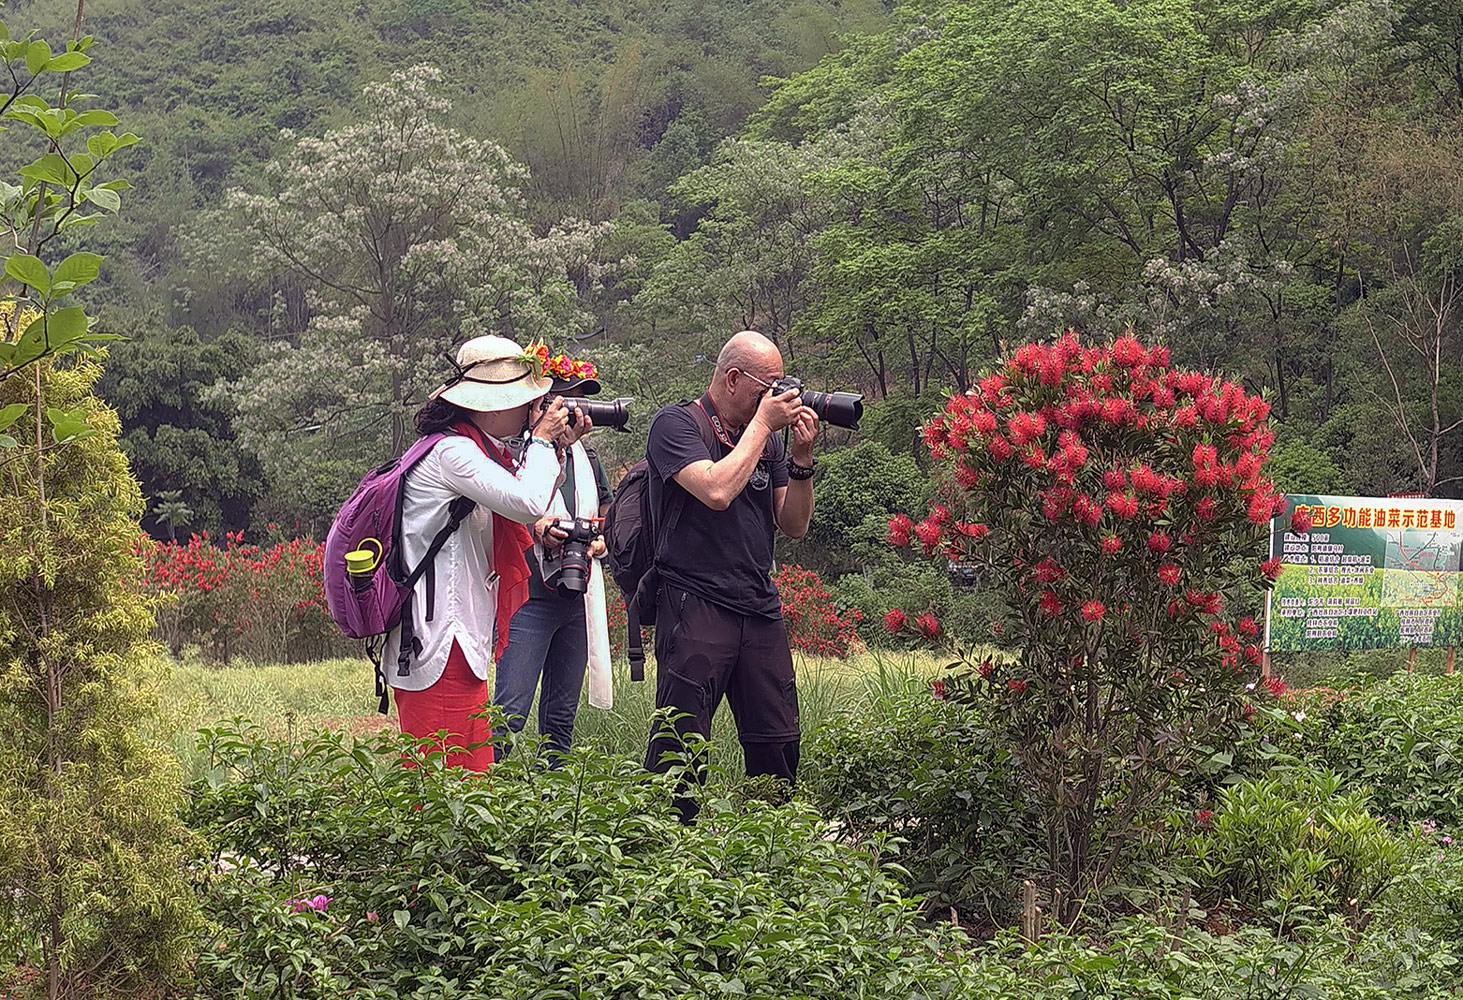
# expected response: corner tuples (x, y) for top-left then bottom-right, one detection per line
(695, 395), (738, 450)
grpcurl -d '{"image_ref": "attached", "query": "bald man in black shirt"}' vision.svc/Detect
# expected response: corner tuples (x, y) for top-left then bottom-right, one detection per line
(644, 331), (819, 819)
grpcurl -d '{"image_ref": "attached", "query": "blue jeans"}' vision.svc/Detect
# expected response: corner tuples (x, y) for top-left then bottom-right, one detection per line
(494, 593), (587, 762)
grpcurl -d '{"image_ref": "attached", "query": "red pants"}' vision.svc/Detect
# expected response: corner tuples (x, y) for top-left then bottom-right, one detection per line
(394, 639), (494, 771)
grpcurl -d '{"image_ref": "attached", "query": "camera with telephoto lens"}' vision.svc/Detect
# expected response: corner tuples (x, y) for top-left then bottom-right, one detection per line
(768, 376), (863, 430)
(563, 397), (634, 433)
(541, 517), (602, 596)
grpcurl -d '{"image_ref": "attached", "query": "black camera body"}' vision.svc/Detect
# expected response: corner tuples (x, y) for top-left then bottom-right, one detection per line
(541, 516), (602, 596)
(769, 376), (863, 430)
(564, 397), (634, 433)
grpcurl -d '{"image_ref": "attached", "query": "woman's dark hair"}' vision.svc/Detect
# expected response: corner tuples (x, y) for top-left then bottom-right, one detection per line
(414, 398), (474, 436)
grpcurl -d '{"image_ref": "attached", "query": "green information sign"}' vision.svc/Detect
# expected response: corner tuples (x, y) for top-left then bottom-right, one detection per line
(1268, 495), (1463, 652)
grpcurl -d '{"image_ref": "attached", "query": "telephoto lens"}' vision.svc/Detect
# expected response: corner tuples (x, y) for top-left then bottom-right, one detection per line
(564, 397), (634, 432)
(799, 388), (863, 430)
(771, 377), (864, 430)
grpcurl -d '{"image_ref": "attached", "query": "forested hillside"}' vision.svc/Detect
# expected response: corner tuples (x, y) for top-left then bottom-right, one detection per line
(9, 0), (1462, 559)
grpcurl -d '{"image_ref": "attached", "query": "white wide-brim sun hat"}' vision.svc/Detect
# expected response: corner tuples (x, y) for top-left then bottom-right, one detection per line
(428, 335), (554, 413)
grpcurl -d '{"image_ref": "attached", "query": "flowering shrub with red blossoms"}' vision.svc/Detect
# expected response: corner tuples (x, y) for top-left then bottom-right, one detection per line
(138, 531), (353, 663)
(888, 332), (1281, 918)
(772, 565), (864, 658)
(139, 535), (856, 667)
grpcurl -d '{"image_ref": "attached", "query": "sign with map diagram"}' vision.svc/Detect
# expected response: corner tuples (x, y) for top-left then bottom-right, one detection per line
(1267, 495), (1462, 652)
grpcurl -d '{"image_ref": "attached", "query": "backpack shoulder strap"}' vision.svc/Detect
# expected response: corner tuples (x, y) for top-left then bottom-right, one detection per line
(681, 397), (718, 453)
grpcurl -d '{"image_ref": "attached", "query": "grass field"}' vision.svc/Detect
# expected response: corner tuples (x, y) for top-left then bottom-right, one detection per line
(160, 649), (950, 778)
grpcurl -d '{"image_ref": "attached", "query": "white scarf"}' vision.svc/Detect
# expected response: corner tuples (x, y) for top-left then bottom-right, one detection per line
(539, 440), (614, 709)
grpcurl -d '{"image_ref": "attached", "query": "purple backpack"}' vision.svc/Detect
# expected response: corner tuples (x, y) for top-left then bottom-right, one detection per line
(324, 432), (476, 712)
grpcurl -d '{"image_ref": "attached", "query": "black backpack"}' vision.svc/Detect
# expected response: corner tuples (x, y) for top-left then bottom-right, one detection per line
(603, 400), (717, 679)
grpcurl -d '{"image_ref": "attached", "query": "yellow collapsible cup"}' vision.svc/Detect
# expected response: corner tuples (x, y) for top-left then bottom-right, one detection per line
(345, 538), (382, 575)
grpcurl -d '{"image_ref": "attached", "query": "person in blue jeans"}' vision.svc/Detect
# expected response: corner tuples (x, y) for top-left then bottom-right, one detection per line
(494, 354), (615, 763)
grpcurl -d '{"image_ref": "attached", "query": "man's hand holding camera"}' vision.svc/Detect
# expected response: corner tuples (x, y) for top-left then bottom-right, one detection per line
(533, 516), (606, 559)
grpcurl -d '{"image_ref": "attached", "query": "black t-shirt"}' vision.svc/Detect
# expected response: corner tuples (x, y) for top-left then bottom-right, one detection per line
(646, 399), (789, 618)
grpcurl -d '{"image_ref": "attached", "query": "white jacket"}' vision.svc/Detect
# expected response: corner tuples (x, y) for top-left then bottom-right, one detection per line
(383, 434), (560, 691)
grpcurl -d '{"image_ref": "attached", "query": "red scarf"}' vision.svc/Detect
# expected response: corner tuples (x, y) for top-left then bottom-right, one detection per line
(452, 421), (534, 660)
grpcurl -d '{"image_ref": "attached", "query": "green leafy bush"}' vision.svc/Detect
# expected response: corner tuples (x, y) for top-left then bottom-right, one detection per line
(187, 722), (974, 999)
(968, 917), (1459, 999)
(801, 673), (1038, 921)
(1251, 675), (1463, 826)
(1177, 770), (1405, 930)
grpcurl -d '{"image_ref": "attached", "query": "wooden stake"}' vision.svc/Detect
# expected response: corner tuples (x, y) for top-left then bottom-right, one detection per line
(1447, 648), (1455, 676)
(1169, 885), (1191, 953)
(1020, 880), (1041, 944)
(1407, 647), (1416, 673)
(1261, 650), (1271, 681)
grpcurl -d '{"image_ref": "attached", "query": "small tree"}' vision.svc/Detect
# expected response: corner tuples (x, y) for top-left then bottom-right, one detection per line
(889, 332), (1284, 921)
(205, 64), (614, 499)
(0, 344), (201, 999)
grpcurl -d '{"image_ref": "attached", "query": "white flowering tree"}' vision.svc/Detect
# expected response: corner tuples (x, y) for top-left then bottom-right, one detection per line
(206, 65), (614, 504)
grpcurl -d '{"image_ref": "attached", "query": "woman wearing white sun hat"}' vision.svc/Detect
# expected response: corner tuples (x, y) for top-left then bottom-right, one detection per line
(385, 335), (593, 770)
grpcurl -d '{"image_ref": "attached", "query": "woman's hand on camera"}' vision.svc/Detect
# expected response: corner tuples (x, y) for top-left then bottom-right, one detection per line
(532, 396), (571, 445)
(533, 516), (569, 550)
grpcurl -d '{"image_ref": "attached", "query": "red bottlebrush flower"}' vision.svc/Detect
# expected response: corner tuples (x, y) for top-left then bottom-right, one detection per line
(883, 609), (907, 633)
(1210, 620), (1230, 635)
(914, 613), (942, 640)
(1081, 599), (1106, 622)
(1260, 557), (1282, 581)
(914, 519), (942, 554)
(1290, 509), (1313, 533)
(954, 464), (979, 490)
(1244, 644), (1262, 665)
(887, 514), (913, 547)
(1110, 335), (1147, 368)
(1072, 494), (1102, 526)
(976, 659), (995, 679)
(1247, 491), (1277, 525)
(955, 522), (991, 540)
(1103, 469), (1128, 492)
(1158, 564), (1182, 587)
(972, 409), (998, 434)
(1105, 491), (1139, 519)
(1038, 590), (1063, 616)
(1129, 464), (1162, 496)
(1033, 558), (1067, 583)
(1195, 497), (1217, 522)
(1020, 445), (1048, 469)
(988, 435), (1013, 461)
(1008, 678), (1029, 696)
(1100, 397), (1133, 426)
(931, 679), (947, 700)
(1237, 616), (1259, 636)
(1196, 809), (1215, 829)
(1006, 411), (1047, 445)
(1100, 534), (1122, 556)
(1147, 532), (1171, 554)
(1012, 342), (1047, 373)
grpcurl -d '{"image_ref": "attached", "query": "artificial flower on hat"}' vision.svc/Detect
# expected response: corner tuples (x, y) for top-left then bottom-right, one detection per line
(542, 349), (602, 395)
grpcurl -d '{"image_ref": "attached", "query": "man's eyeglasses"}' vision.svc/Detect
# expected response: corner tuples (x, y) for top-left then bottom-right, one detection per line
(735, 369), (783, 400)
